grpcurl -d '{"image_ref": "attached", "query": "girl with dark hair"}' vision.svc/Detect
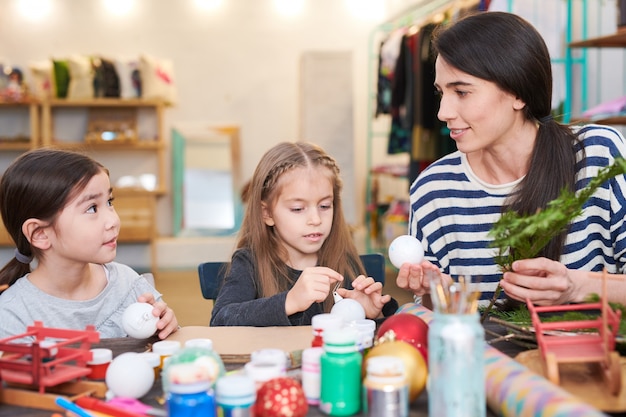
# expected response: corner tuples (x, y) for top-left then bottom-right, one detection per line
(211, 142), (397, 326)
(0, 148), (178, 339)
(396, 11), (626, 306)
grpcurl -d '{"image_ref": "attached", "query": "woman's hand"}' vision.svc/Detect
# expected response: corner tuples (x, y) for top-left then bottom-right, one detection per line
(285, 267), (343, 315)
(138, 293), (179, 339)
(335, 275), (390, 319)
(499, 258), (578, 305)
(395, 260), (451, 296)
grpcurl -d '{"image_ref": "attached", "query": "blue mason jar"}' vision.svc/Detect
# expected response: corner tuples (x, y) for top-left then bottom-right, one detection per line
(428, 312), (486, 417)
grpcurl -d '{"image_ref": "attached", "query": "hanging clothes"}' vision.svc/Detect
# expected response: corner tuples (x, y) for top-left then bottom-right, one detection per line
(376, 28), (406, 116)
(408, 22), (449, 183)
(387, 29), (417, 154)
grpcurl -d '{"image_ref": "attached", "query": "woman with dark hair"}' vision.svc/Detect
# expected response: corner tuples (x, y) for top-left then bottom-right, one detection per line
(396, 11), (626, 306)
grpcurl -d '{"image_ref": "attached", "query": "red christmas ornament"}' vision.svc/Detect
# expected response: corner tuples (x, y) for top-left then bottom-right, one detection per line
(376, 313), (429, 363)
(255, 377), (309, 417)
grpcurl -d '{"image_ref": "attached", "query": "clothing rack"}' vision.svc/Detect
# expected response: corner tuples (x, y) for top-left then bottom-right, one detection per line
(364, 0), (480, 253)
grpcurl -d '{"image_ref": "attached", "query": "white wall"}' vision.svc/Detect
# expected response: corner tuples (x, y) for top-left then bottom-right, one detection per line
(0, 0), (390, 235)
(0, 0), (623, 269)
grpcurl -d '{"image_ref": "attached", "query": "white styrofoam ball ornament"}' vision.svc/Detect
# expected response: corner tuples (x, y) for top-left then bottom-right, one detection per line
(388, 235), (424, 269)
(330, 298), (366, 322)
(122, 302), (159, 339)
(106, 352), (155, 399)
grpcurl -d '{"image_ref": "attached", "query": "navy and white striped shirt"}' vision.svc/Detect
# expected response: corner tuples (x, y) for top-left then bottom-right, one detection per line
(409, 124), (626, 300)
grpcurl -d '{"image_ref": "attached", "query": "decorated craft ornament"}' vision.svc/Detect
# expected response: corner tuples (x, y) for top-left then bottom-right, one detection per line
(255, 377), (308, 417)
(388, 235), (424, 269)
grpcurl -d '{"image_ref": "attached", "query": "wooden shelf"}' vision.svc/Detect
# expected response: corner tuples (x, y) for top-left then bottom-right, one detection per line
(572, 116), (626, 125)
(0, 101), (39, 149)
(0, 99), (40, 106)
(47, 141), (163, 151)
(570, 30), (626, 48)
(586, 116), (626, 125)
(114, 187), (167, 197)
(43, 98), (165, 107)
(0, 141), (34, 151)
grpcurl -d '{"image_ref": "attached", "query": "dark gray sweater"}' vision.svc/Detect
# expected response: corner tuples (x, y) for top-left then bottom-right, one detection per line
(210, 248), (398, 326)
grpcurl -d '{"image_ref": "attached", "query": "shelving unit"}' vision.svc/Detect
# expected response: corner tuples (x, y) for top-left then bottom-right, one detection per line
(0, 100), (40, 246)
(0, 100), (39, 151)
(40, 98), (167, 187)
(0, 98), (168, 274)
(570, 30), (626, 126)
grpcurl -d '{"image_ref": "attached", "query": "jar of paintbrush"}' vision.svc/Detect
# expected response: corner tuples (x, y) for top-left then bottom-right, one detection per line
(427, 273), (486, 417)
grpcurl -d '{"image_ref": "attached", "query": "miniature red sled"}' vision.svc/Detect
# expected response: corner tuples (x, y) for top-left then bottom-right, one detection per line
(527, 270), (622, 395)
(0, 321), (100, 394)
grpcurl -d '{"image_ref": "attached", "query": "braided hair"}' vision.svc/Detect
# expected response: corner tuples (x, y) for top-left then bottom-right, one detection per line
(235, 142), (365, 312)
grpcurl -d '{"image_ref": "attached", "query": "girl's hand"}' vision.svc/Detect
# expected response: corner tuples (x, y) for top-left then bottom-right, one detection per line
(336, 275), (391, 319)
(395, 260), (451, 296)
(500, 257), (577, 305)
(285, 267), (343, 315)
(138, 293), (179, 339)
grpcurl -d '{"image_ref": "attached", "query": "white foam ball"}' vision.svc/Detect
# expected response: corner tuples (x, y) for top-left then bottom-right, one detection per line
(122, 302), (159, 339)
(388, 235), (424, 269)
(330, 298), (366, 322)
(106, 352), (154, 399)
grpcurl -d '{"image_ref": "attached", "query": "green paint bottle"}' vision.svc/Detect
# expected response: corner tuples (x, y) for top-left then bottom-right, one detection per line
(319, 328), (362, 416)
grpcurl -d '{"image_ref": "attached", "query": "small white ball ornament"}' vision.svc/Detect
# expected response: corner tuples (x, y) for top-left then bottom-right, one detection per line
(106, 352), (155, 399)
(388, 235), (424, 269)
(122, 302), (159, 339)
(330, 298), (366, 322)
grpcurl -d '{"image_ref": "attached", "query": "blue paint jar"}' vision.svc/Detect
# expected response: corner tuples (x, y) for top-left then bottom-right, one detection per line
(166, 363), (216, 417)
(216, 374), (255, 417)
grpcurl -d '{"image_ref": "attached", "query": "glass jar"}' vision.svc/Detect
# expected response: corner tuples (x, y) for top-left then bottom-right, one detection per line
(428, 312), (485, 417)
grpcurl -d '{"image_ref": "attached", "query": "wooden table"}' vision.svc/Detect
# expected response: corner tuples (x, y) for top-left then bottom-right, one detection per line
(0, 321), (620, 417)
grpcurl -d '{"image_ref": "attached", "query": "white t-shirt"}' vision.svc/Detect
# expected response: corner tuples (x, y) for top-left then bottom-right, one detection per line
(0, 262), (161, 340)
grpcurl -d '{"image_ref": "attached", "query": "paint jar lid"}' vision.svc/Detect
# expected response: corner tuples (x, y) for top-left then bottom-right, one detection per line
(152, 340), (181, 355)
(311, 313), (344, 332)
(250, 348), (288, 370)
(88, 348), (112, 365)
(216, 374), (256, 406)
(244, 361), (284, 383)
(185, 338), (213, 351)
(137, 351), (160, 368)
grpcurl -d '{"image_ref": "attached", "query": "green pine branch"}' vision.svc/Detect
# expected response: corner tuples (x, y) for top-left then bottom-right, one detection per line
(480, 157), (626, 322)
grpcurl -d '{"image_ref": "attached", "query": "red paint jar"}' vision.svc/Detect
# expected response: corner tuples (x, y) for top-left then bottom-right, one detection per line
(311, 313), (344, 347)
(87, 348), (112, 380)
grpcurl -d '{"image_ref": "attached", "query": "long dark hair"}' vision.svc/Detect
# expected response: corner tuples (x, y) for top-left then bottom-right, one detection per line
(432, 11), (579, 262)
(0, 148), (106, 288)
